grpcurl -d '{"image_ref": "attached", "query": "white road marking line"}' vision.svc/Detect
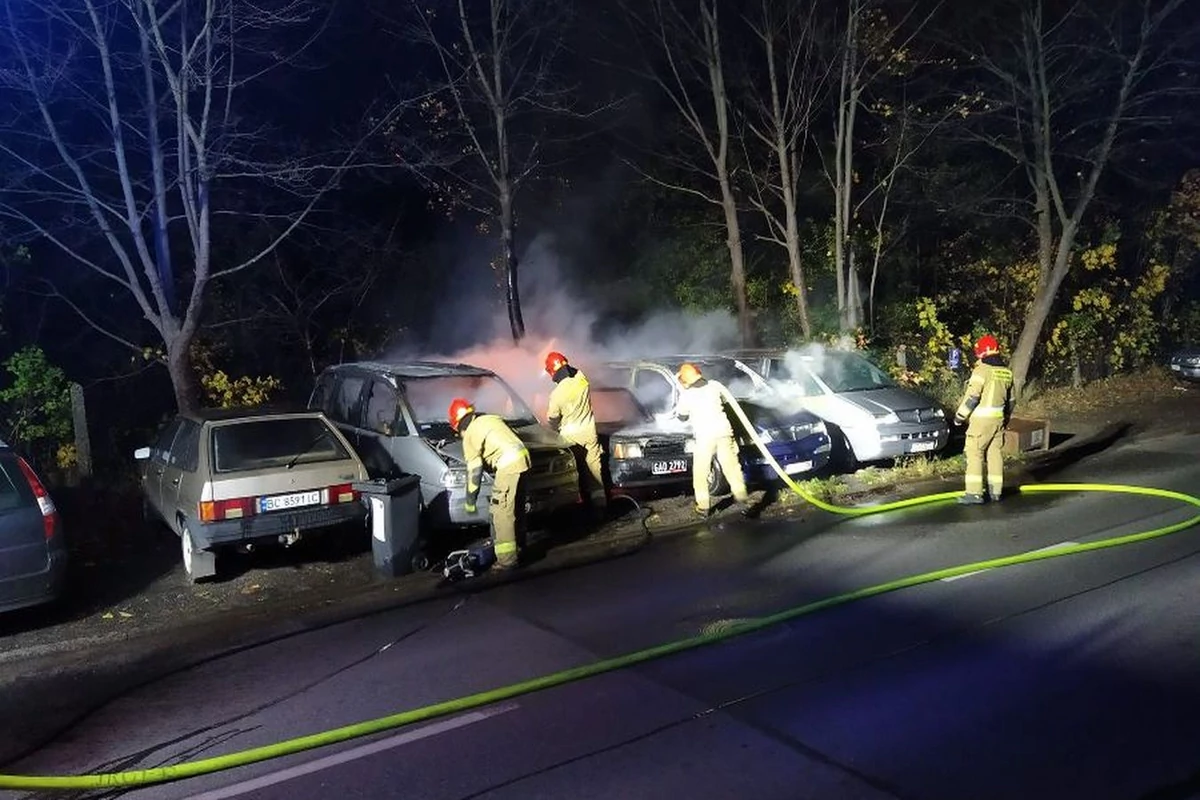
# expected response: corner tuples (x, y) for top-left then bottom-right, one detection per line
(940, 542), (1079, 583)
(183, 703), (519, 800)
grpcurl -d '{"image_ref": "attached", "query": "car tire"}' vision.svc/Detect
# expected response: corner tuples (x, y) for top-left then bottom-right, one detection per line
(829, 427), (859, 473)
(707, 456), (730, 497)
(181, 523), (218, 584)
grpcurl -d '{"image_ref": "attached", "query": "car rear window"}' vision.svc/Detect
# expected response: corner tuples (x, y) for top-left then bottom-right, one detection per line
(0, 455), (27, 512)
(211, 418), (350, 473)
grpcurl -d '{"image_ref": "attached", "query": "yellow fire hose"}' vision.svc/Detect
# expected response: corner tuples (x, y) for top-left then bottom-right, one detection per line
(2, 393), (1198, 792)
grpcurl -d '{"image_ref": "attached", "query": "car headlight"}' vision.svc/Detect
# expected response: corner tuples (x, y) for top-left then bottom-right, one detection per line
(1186, 356), (1200, 367)
(933, 408), (945, 418)
(874, 411), (900, 424)
(442, 468), (467, 488)
(612, 442), (643, 459)
(788, 423), (813, 439)
(684, 439), (696, 454)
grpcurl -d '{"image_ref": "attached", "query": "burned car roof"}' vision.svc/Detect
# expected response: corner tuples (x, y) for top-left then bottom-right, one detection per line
(328, 360), (495, 380)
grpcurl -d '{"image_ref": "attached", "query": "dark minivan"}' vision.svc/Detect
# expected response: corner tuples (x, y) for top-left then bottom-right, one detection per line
(0, 441), (66, 614)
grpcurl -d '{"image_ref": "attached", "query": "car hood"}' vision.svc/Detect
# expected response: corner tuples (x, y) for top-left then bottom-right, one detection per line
(429, 423), (570, 465)
(835, 387), (940, 414)
(609, 419), (691, 442)
(1171, 348), (1200, 360)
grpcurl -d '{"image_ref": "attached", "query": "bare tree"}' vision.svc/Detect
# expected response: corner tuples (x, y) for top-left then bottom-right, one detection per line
(383, 0), (578, 343)
(0, 0), (362, 413)
(619, 0), (754, 346)
(823, 0), (939, 333)
(738, 0), (832, 340)
(960, 0), (1196, 394)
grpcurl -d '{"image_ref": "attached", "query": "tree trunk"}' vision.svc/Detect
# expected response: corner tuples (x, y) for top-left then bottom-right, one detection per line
(1010, 223), (1077, 396)
(719, 179), (753, 346)
(499, 184), (525, 342)
(166, 339), (201, 415)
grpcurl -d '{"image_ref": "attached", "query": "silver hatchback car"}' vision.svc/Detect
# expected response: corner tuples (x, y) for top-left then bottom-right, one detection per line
(135, 410), (368, 583)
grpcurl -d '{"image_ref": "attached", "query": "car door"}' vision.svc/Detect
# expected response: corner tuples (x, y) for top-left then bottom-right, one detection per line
(0, 451), (49, 582)
(144, 418), (183, 520)
(330, 373), (368, 453)
(161, 419), (202, 530)
(357, 378), (407, 477)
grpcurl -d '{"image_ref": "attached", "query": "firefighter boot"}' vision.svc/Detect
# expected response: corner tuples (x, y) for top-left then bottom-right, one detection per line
(958, 493), (986, 505)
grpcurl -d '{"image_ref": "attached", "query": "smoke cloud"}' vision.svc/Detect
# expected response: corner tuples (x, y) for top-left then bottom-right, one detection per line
(388, 231), (742, 419)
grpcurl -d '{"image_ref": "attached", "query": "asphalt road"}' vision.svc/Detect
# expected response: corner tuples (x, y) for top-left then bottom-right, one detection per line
(5, 428), (1200, 800)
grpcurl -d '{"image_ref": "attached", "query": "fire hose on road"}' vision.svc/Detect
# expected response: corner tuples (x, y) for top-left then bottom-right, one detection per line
(2, 393), (1199, 792)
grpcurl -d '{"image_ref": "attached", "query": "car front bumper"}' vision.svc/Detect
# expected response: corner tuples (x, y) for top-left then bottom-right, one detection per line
(193, 502), (366, 549)
(433, 469), (582, 529)
(742, 434), (832, 483)
(1169, 362), (1200, 382)
(859, 422), (949, 461)
(609, 454), (695, 490)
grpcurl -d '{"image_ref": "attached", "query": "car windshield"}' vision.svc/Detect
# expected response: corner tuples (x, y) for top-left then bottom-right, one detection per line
(669, 359), (762, 397)
(404, 374), (538, 438)
(211, 417), (349, 473)
(778, 352), (896, 393)
(590, 387), (651, 425)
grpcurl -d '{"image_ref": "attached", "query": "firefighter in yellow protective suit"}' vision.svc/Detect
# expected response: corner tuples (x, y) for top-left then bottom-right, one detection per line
(449, 397), (530, 569)
(954, 334), (1014, 505)
(544, 351), (608, 514)
(674, 362), (751, 518)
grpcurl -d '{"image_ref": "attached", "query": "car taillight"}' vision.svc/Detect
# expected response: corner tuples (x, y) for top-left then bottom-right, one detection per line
(17, 457), (58, 540)
(199, 497), (257, 522)
(328, 483), (358, 504)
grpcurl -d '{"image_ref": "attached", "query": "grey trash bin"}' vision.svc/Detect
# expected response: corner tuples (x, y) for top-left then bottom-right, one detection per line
(352, 475), (423, 578)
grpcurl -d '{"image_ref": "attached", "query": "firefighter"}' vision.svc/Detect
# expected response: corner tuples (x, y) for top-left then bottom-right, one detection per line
(953, 334), (1014, 505)
(448, 397), (530, 569)
(544, 351), (608, 514)
(674, 362), (751, 518)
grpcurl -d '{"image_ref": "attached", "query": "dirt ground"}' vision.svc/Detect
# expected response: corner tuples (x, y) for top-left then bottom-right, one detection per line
(1, 368), (1195, 657)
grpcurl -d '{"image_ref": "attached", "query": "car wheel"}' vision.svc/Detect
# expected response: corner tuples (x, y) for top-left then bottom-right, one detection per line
(707, 456), (730, 496)
(410, 544), (431, 573)
(829, 427), (859, 473)
(181, 523), (218, 584)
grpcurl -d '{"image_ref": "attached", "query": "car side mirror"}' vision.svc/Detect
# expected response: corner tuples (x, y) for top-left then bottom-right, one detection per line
(134, 447), (151, 461)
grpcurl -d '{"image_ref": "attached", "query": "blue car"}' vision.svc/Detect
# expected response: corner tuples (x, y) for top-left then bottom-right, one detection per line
(590, 385), (831, 498)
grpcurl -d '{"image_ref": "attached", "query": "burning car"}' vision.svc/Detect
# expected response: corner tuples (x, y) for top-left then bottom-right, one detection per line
(309, 362), (580, 531)
(588, 377), (831, 496)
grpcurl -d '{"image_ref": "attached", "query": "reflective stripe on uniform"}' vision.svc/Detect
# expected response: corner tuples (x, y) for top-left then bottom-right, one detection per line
(494, 541), (518, 555)
(497, 446), (529, 470)
(974, 406), (1006, 418)
(560, 422), (590, 436)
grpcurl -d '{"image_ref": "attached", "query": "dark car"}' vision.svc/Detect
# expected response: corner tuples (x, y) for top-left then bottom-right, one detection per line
(589, 385), (831, 497)
(1168, 347), (1200, 382)
(0, 441), (66, 614)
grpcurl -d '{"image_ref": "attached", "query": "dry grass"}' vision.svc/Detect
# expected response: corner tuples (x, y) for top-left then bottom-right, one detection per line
(1019, 367), (1180, 420)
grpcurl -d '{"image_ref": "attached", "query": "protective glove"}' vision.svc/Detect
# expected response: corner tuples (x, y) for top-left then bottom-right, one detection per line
(464, 501), (477, 514)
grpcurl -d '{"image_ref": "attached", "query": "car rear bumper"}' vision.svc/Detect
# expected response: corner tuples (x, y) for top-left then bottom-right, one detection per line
(192, 502), (365, 549)
(0, 548), (67, 614)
